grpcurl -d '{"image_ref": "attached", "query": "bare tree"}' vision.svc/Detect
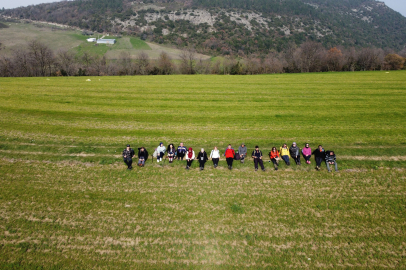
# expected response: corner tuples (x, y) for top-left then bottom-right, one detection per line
(295, 41), (325, 73)
(283, 42), (299, 73)
(244, 57), (261, 75)
(157, 51), (173, 75)
(179, 47), (196, 74)
(91, 55), (107, 76)
(0, 56), (13, 77)
(27, 40), (54, 76)
(56, 49), (77, 76)
(118, 51), (135, 75)
(222, 57), (237, 75)
(81, 51), (93, 68)
(195, 58), (211, 74)
(263, 52), (285, 74)
(358, 48), (384, 71)
(135, 52), (150, 75)
(12, 49), (32, 77)
(342, 47), (358, 71)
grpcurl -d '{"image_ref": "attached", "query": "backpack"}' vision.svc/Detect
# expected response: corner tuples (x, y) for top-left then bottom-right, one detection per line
(234, 151), (240, 160)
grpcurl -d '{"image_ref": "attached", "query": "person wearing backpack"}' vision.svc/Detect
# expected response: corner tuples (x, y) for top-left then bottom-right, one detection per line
(312, 145), (325, 171)
(177, 142), (187, 160)
(289, 142), (301, 165)
(302, 143), (312, 164)
(210, 147), (221, 168)
(122, 144), (135, 170)
(225, 144), (235, 170)
(279, 144), (291, 166)
(325, 150), (338, 172)
(156, 142), (166, 163)
(137, 147), (149, 167)
(185, 147), (195, 170)
(252, 146), (265, 171)
(238, 143), (248, 163)
(167, 143), (176, 163)
(197, 148), (209, 170)
(268, 147), (280, 171)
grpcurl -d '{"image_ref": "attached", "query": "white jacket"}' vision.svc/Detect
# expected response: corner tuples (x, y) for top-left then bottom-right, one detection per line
(157, 145), (166, 153)
(210, 150), (220, 159)
(186, 151), (195, 160)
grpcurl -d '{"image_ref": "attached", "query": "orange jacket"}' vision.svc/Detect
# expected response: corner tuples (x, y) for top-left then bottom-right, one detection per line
(225, 149), (235, 158)
(269, 151), (280, 159)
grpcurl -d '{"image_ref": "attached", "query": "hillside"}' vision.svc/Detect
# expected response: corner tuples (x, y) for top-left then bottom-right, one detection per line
(0, 22), (210, 61)
(1, 0), (406, 56)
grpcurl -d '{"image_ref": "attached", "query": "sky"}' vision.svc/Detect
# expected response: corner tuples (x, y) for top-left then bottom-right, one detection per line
(1, 0), (406, 17)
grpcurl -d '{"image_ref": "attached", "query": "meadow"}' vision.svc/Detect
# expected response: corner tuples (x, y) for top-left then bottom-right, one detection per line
(0, 22), (209, 60)
(0, 71), (406, 268)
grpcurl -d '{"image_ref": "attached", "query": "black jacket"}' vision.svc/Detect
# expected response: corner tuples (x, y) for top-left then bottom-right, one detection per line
(312, 148), (325, 159)
(197, 151), (208, 162)
(325, 151), (336, 162)
(122, 148), (135, 160)
(251, 150), (263, 158)
(289, 146), (300, 157)
(138, 148), (149, 161)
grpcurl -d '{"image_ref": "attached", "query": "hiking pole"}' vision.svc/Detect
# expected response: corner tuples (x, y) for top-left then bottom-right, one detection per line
(162, 156), (167, 167)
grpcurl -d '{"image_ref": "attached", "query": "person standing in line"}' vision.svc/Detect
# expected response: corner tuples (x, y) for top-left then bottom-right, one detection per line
(225, 144), (235, 170)
(156, 142), (166, 163)
(302, 143), (312, 164)
(210, 146), (221, 168)
(167, 143), (176, 163)
(177, 142), (187, 160)
(122, 144), (135, 170)
(185, 147), (195, 170)
(269, 147), (280, 171)
(197, 148), (208, 171)
(238, 143), (248, 163)
(252, 146), (265, 171)
(312, 145), (325, 171)
(279, 143), (291, 166)
(325, 150), (339, 172)
(137, 147), (148, 167)
(289, 142), (301, 165)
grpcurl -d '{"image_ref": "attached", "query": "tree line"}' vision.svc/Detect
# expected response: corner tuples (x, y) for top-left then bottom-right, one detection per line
(0, 40), (405, 77)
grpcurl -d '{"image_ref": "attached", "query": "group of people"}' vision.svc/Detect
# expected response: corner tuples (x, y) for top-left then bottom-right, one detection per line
(122, 142), (338, 172)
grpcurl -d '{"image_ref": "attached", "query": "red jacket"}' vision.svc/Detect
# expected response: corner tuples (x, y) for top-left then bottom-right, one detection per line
(225, 149), (235, 158)
(269, 151), (280, 159)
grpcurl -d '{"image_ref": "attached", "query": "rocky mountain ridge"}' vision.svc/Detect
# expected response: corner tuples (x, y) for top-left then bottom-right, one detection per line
(1, 0), (406, 55)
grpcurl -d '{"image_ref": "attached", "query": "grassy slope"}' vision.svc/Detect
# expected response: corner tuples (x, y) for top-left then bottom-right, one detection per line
(0, 22), (209, 60)
(0, 72), (406, 268)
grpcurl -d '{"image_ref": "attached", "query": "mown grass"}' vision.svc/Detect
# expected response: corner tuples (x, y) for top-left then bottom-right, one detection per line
(130, 37), (151, 50)
(0, 71), (406, 268)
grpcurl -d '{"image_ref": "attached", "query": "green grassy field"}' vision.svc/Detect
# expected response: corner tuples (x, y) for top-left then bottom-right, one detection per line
(1, 72), (406, 268)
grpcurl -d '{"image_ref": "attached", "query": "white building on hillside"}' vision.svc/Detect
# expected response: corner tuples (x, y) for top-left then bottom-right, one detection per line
(97, 39), (116, 45)
(87, 38), (96, 42)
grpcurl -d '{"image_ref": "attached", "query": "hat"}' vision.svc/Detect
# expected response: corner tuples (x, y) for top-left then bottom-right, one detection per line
(293, 142), (296, 145)
(160, 142), (163, 145)
(241, 143), (245, 146)
(127, 144), (130, 147)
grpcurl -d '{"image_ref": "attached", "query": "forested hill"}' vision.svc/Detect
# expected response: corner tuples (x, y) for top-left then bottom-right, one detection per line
(1, 0), (406, 55)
